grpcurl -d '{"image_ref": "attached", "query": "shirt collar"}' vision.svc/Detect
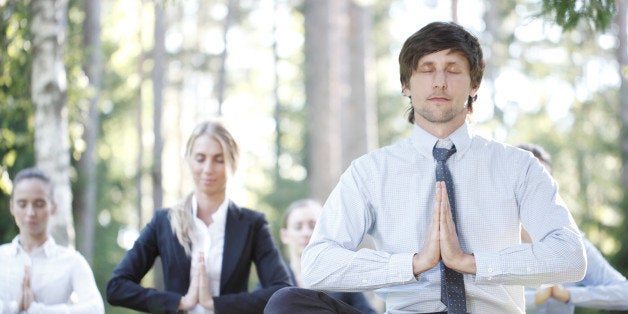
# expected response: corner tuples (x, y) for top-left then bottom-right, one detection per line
(410, 122), (472, 160)
(12, 235), (57, 257)
(191, 194), (229, 226)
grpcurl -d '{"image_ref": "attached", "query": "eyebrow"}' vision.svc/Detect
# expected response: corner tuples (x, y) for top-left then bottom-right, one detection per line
(418, 60), (462, 67)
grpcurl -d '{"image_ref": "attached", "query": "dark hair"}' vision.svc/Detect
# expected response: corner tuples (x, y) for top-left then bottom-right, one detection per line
(517, 143), (553, 173)
(11, 167), (55, 202)
(399, 21), (485, 123)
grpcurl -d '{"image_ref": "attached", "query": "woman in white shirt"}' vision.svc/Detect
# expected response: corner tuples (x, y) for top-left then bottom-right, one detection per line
(0, 167), (104, 314)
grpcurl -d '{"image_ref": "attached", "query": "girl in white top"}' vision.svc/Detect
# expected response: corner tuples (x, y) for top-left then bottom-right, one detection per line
(0, 167), (104, 314)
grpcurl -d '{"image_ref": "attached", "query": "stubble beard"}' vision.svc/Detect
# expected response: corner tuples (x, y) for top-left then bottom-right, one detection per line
(415, 106), (460, 124)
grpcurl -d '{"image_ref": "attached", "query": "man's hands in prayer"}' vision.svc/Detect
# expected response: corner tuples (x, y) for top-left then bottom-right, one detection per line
(179, 252), (215, 311)
(413, 182), (477, 277)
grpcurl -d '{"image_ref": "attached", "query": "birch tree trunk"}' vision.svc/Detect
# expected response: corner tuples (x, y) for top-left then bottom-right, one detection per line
(30, 0), (74, 247)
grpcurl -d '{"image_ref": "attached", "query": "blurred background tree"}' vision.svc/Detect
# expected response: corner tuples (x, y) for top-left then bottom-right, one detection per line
(0, 0), (624, 313)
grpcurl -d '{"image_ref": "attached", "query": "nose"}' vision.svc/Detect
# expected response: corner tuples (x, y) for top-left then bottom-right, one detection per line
(433, 70), (447, 89)
(25, 205), (36, 216)
(202, 160), (213, 173)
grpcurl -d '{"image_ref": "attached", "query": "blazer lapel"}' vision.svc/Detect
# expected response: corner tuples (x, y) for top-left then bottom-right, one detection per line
(220, 202), (250, 290)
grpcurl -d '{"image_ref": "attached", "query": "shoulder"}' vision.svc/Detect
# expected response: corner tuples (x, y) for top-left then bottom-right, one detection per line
(350, 138), (413, 171)
(0, 242), (14, 255)
(51, 243), (91, 266)
(148, 208), (174, 225)
(228, 201), (266, 222)
(470, 136), (534, 163)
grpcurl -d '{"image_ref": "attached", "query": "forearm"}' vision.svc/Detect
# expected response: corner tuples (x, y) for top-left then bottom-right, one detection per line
(24, 300), (103, 314)
(474, 229), (585, 285)
(302, 244), (416, 291)
(568, 284), (628, 310)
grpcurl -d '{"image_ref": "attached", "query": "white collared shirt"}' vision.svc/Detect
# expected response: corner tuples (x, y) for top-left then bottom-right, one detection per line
(0, 236), (104, 314)
(189, 195), (228, 314)
(302, 123), (586, 313)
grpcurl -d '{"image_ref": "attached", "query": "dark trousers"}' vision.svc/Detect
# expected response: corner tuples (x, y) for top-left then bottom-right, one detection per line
(264, 287), (361, 314)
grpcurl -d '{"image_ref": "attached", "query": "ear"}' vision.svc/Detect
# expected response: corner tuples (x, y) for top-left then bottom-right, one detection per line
(401, 86), (409, 97)
(279, 228), (289, 245)
(9, 200), (15, 216)
(470, 83), (480, 97)
(50, 202), (58, 216)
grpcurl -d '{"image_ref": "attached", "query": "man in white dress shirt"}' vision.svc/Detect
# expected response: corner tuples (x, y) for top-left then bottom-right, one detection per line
(0, 167), (104, 314)
(265, 21), (586, 314)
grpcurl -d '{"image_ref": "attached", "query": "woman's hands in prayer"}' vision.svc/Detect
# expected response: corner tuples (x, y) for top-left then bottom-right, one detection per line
(179, 252), (215, 311)
(19, 265), (33, 312)
(535, 284), (571, 305)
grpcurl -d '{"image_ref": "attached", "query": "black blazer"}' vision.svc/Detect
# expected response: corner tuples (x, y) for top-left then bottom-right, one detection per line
(106, 201), (291, 314)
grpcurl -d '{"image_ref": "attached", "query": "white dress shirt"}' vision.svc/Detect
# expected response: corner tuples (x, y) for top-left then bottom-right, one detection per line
(526, 236), (628, 313)
(0, 236), (104, 314)
(189, 195), (228, 314)
(302, 123), (586, 313)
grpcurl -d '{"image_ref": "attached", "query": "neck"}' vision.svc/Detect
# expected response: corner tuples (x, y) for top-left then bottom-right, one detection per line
(289, 251), (303, 287)
(415, 117), (465, 139)
(195, 191), (225, 214)
(19, 233), (48, 253)
(195, 192), (225, 226)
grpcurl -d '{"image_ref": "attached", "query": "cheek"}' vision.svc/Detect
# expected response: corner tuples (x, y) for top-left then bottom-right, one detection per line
(187, 162), (202, 175)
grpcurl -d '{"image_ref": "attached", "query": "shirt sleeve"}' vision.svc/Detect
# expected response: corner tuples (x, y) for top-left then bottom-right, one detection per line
(474, 157), (586, 286)
(25, 253), (104, 314)
(302, 166), (417, 291)
(0, 300), (19, 314)
(566, 238), (628, 310)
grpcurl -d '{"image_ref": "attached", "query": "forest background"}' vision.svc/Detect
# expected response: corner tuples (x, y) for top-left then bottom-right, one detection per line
(0, 0), (626, 313)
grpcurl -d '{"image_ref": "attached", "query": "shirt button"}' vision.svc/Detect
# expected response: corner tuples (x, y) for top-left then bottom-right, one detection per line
(487, 267), (493, 273)
(526, 267), (532, 273)
(362, 279), (368, 284)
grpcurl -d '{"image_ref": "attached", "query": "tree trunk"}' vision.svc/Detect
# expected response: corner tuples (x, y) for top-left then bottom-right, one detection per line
(216, 0), (237, 115)
(615, 0), (628, 272)
(272, 0), (282, 178)
(304, 0), (348, 202)
(618, 0), (628, 189)
(152, 0), (165, 211)
(342, 2), (377, 169)
(152, 0), (166, 291)
(77, 0), (102, 262)
(30, 0), (74, 247)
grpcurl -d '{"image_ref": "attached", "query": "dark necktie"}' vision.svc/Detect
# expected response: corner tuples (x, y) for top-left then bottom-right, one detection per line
(433, 141), (467, 314)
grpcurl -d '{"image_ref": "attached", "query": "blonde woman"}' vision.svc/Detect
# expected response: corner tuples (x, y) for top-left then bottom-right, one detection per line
(107, 120), (290, 313)
(279, 199), (376, 314)
(0, 168), (104, 313)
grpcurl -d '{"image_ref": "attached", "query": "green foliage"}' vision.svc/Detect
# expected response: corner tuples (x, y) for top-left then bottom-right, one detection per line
(0, 0), (34, 243)
(537, 0), (617, 32)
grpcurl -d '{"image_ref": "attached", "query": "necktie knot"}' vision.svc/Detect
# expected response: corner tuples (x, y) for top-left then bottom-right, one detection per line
(433, 145), (456, 162)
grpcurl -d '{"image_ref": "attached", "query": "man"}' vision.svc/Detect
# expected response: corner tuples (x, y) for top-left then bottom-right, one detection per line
(265, 21), (586, 314)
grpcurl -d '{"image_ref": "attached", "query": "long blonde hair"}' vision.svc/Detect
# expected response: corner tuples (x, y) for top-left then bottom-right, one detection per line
(169, 120), (240, 255)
